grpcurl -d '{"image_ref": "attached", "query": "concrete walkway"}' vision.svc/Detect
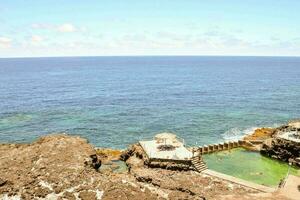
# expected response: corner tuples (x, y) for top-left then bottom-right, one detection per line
(203, 169), (275, 193)
(279, 175), (300, 200)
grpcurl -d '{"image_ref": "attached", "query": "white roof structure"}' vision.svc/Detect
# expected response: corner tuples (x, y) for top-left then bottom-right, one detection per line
(139, 133), (193, 160)
(154, 132), (177, 140)
(154, 132), (182, 147)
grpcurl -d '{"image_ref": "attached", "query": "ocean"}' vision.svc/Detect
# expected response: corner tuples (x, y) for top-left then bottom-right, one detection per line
(0, 56), (299, 148)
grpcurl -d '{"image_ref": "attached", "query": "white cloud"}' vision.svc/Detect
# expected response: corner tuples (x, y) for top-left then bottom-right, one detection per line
(31, 35), (43, 43)
(31, 23), (78, 33)
(31, 23), (53, 29)
(57, 23), (76, 33)
(0, 37), (12, 48)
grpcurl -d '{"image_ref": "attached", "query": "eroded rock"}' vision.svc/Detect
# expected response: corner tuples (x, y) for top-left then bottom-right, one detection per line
(261, 138), (300, 165)
(0, 133), (293, 199)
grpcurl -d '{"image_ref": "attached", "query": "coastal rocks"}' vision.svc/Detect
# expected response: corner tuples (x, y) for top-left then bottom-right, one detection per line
(273, 120), (300, 137)
(95, 148), (122, 161)
(244, 128), (276, 141)
(120, 143), (149, 168)
(59, 191), (76, 200)
(0, 133), (293, 199)
(0, 178), (7, 187)
(0, 134), (98, 198)
(0, 134), (160, 199)
(126, 155), (145, 169)
(254, 120), (300, 166)
(121, 143), (147, 161)
(85, 154), (102, 171)
(131, 167), (257, 200)
(244, 120), (300, 142)
(244, 120), (300, 165)
(78, 190), (97, 200)
(261, 138), (300, 166)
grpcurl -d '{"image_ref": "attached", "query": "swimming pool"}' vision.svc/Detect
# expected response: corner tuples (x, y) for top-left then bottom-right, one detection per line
(203, 148), (300, 187)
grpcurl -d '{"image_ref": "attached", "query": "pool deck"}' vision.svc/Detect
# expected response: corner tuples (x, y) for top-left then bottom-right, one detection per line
(139, 140), (193, 160)
(202, 169), (275, 193)
(279, 175), (300, 200)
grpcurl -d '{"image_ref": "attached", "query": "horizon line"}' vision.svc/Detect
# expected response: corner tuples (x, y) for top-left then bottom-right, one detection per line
(1, 54), (300, 59)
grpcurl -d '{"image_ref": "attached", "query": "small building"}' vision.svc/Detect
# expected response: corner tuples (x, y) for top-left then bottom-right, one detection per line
(139, 133), (193, 161)
(138, 133), (208, 172)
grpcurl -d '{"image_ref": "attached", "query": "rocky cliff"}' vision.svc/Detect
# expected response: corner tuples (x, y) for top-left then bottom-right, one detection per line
(258, 120), (300, 166)
(0, 134), (291, 200)
(261, 138), (300, 166)
(0, 134), (158, 200)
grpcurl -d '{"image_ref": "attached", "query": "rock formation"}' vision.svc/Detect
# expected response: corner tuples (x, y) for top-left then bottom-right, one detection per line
(0, 134), (158, 200)
(261, 138), (300, 166)
(244, 128), (276, 141)
(245, 119), (300, 166)
(0, 133), (293, 199)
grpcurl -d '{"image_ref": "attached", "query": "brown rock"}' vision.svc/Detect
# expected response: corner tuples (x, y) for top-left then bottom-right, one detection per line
(34, 187), (51, 198)
(0, 134), (96, 197)
(59, 191), (76, 200)
(0, 178), (7, 187)
(0, 133), (290, 200)
(244, 128), (275, 141)
(79, 190), (97, 200)
(261, 137), (300, 165)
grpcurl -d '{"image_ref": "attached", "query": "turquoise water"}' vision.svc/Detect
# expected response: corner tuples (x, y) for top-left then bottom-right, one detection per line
(0, 56), (300, 148)
(100, 160), (128, 173)
(204, 148), (300, 186)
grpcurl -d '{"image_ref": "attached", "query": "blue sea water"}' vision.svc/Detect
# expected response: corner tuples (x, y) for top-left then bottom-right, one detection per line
(0, 56), (299, 148)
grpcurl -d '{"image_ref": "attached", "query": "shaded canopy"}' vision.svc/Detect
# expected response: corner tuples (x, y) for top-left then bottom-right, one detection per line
(154, 133), (182, 147)
(154, 133), (177, 140)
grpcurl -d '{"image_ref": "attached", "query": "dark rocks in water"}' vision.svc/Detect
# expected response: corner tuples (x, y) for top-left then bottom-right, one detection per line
(261, 138), (300, 166)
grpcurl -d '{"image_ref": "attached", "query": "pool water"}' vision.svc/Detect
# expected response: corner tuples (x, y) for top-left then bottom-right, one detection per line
(100, 160), (128, 173)
(203, 148), (300, 187)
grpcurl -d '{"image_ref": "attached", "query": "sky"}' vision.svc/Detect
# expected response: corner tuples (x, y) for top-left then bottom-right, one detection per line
(0, 0), (300, 57)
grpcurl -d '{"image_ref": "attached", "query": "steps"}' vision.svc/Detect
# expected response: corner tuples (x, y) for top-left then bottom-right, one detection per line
(191, 156), (207, 173)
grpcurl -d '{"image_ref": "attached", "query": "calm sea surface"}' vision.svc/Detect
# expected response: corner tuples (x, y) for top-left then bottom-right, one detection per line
(0, 56), (299, 148)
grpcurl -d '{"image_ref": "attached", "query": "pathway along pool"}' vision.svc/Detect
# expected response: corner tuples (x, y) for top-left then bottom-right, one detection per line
(203, 148), (300, 187)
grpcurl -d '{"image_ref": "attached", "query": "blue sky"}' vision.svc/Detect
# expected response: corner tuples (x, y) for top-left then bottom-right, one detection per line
(0, 0), (300, 57)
